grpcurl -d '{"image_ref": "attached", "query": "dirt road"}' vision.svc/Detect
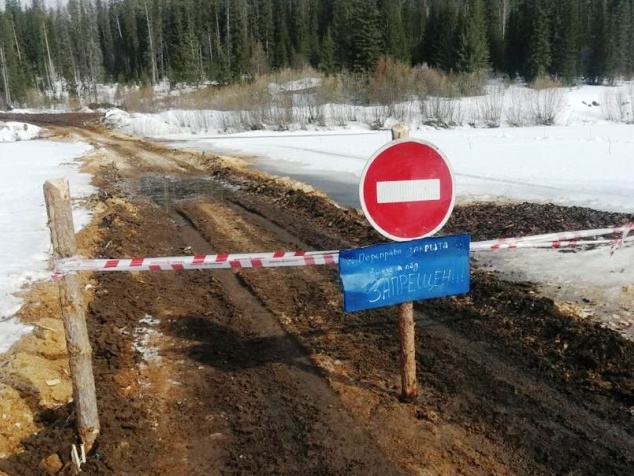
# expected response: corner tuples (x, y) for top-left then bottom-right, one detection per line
(1, 119), (633, 475)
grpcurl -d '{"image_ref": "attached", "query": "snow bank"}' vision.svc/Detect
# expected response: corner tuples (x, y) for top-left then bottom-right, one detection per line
(103, 108), (217, 137)
(0, 140), (94, 354)
(0, 122), (42, 142)
(268, 77), (322, 94)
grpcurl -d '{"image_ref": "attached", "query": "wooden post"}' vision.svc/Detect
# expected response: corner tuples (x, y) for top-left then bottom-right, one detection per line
(44, 179), (100, 451)
(391, 123), (418, 402)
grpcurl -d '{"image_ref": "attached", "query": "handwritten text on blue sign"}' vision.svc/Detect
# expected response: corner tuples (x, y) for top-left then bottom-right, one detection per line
(339, 234), (470, 312)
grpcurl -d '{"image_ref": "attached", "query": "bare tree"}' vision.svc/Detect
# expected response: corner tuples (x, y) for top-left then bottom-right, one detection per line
(0, 46), (11, 107)
(144, 1), (157, 85)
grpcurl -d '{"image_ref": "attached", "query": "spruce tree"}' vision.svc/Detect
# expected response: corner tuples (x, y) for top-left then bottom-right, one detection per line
(230, 0), (250, 78)
(605, 0), (632, 81)
(96, 0), (115, 82)
(22, 0), (48, 90)
(272, 0), (291, 68)
(455, 0), (490, 74)
(378, 0), (409, 63)
(331, 0), (351, 69)
(407, 0), (429, 66)
(349, 0), (382, 72)
(422, 1), (459, 72)
(584, 0), (608, 84)
(0, 12), (16, 106)
(287, 0), (309, 66)
(485, 0), (506, 73)
(550, 0), (580, 84)
(319, 26), (336, 75)
(526, 0), (551, 81)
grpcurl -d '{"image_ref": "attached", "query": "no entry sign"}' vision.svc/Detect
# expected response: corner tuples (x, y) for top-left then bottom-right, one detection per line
(360, 139), (455, 241)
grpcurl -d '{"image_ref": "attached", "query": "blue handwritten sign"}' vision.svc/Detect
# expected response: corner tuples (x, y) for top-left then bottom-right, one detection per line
(339, 234), (470, 312)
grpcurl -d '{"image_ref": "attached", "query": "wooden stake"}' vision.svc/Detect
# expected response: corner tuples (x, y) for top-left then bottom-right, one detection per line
(44, 179), (100, 451)
(391, 123), (418, 402)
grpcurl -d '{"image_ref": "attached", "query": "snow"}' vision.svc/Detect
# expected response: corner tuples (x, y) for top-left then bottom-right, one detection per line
(0, 121), (42, 142)
(268, 77), (322, 94)
(0, 82), (632, 356)
(105, 82), (634, 329)
(108, 85), (633, 213)
(0, 135), (94, 354)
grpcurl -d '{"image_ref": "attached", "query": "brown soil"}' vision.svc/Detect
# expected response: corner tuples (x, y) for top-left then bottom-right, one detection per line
(0, 118), (633, 475)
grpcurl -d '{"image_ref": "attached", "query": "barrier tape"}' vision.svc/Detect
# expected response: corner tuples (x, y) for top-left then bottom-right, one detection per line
(54, 250), (339, 276)
(473, 224), (632, 248)
(52, 224), (633, 277)
(471, 236), (634, 251)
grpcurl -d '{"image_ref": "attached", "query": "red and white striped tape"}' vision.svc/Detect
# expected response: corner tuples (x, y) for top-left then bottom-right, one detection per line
(471, 237), (634, 251)
(52, 224), (633, 276)
(472, 224), (632, 249)
(54, 250), (339, 275)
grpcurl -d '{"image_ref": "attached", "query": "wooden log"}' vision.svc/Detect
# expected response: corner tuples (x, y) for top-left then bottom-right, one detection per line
(44, 179), (100, 451)
(390, 124), (419, 402)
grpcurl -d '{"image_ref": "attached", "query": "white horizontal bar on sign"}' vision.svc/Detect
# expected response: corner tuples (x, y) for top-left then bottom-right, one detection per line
(376, 179), (440, 204)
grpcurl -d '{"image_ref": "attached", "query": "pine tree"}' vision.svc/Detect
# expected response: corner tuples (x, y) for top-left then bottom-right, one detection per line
(22, 0), (49, 91)
(526, 0), (551, 81)
(319, 26), (336, 74)
(422, 1), (459, 72)
(165, 0), (201, 83)
(51, 7), (79, 93)
(378, 0), (409, 62)
(605, 0), (632, 81)
(485, 0), (506, 72)
(407, 0), (430, 66)
(455, 0), (490, 73)
(331, 0), (351, 69)
(306, 0), (321, 68)
(230, 0), (250, 77)
(580, 0), (607, 84)
(550, 0), (580, 84)
(346, 0), (383, 72)
(2, 1), (33, 101)
(0, 12), (14, 107)
(3, 0), (634, 94)
(95, 0), (115, 82)
(254, 0), (274, 58)
(287, 0), (309, 66)
(272, 0), (291, 68)
(505, 0), (530, 79)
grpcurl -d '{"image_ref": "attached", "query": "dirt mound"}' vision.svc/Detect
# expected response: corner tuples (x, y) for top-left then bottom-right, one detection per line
(1, 113), (103, 129)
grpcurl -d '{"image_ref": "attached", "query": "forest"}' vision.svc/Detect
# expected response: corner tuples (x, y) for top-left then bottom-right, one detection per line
(1, 0), (634, 107)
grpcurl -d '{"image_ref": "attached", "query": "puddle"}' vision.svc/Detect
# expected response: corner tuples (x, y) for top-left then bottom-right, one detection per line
(134, 175), (237, 225)
(138, 175), (229, 206)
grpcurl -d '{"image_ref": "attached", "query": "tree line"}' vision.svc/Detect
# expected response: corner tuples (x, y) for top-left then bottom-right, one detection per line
(1, 0), (634, 106)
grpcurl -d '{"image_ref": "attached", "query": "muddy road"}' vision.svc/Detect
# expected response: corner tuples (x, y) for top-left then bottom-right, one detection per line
(1, 121), (633, 475)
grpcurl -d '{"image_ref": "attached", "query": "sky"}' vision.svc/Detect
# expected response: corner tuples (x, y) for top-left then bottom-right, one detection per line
(0, 81), (633, 355)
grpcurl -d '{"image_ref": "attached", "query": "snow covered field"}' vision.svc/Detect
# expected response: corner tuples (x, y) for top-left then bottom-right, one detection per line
(107, 84), (634, 213)
(0, 123), (94, 353)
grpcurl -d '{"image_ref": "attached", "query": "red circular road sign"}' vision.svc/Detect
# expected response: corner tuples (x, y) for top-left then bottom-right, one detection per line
(359, 138), (455, 241)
